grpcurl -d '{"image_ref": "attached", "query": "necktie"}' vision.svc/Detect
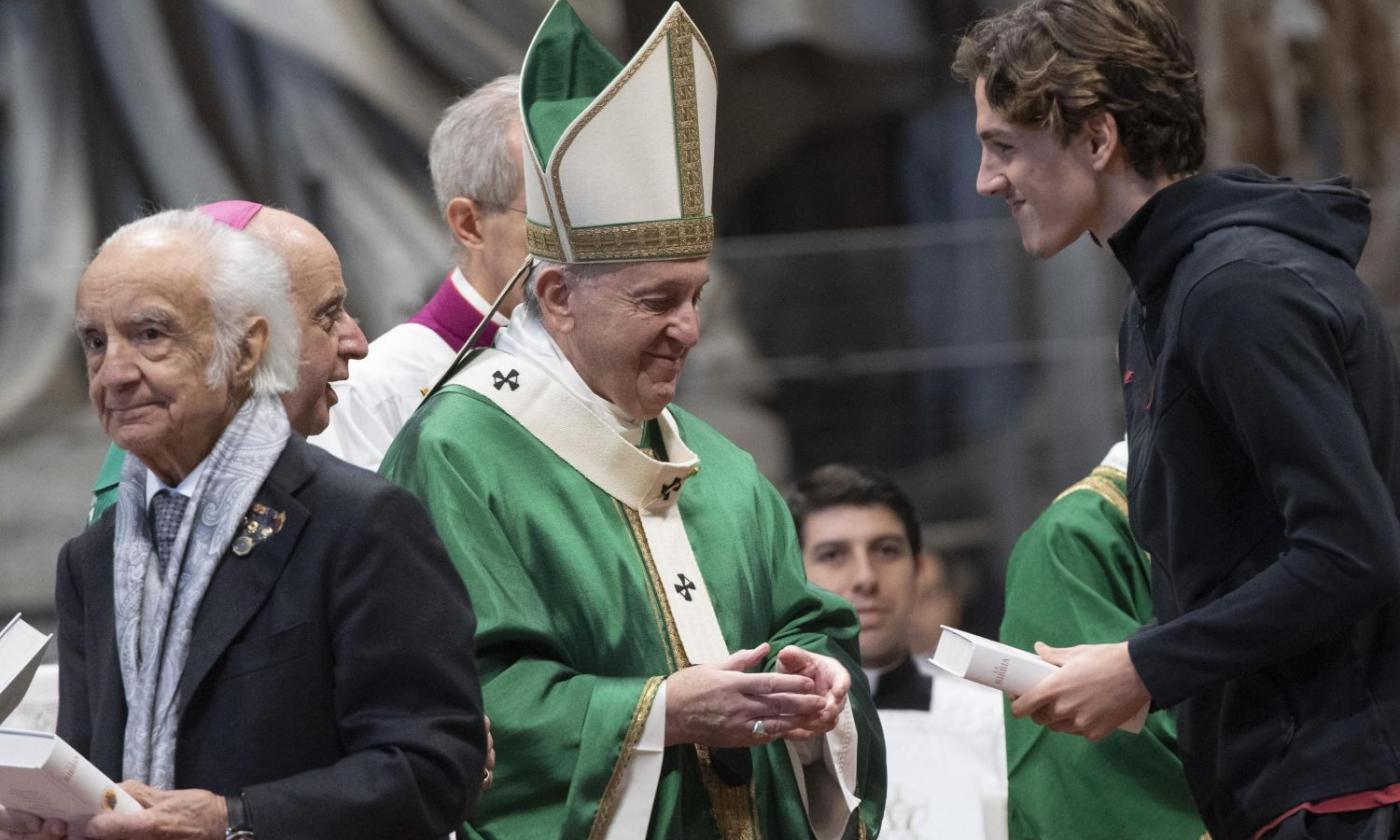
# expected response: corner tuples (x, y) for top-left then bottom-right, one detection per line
(149, 490), (189, 575)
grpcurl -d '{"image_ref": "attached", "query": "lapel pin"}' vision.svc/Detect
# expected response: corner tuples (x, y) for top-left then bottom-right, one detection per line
(232, 504), (286, 556)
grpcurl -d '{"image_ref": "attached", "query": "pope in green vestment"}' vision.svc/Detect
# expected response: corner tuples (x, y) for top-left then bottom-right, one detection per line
(999, 442), (1205, 840)
(382, 357), (884, 838)
(381, 3), (883, 837)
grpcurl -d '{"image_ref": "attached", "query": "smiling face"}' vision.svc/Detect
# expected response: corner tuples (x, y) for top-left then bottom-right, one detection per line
(974, 77), (1104, 259)
(543, 258), (708, 421)
(75, 232), (248, 482)
(800, 503), (920, 670)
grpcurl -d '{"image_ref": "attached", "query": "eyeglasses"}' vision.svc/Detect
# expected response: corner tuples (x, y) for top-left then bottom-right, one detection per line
(473, 199), (527, 216)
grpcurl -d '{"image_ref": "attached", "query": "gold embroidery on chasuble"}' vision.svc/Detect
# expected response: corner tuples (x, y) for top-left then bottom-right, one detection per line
(624, 504), (688, 672)
(620, 505), (759, 840)
(1053, 466), (1129, 520)
(589, 676), (666, 840)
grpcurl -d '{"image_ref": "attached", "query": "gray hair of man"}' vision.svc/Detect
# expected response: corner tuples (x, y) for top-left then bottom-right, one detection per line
(428, 75), (523, 256)
(96, 209), (301, 397)
(521, 259), (620, 320)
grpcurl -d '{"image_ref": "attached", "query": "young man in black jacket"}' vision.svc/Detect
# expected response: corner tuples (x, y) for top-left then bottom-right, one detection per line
(953, 2), (1400, 839)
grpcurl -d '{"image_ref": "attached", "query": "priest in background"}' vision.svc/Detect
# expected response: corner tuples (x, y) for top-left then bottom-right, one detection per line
(789, 463), (1007, 840)
(1000, 441), (1204, 840)
(309, 75), (528, 470)
(381, 3), (884, 837)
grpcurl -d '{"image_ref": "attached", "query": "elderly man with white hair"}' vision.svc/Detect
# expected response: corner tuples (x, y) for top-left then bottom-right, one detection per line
(309, 74), (529, 471)
(382, 4), (884, 837)
(2, 209), (486, 840)
(86, 200), (372, 522)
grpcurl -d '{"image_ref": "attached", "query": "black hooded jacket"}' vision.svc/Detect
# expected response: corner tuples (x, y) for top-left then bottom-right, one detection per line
(1112, 167), (1400, 840)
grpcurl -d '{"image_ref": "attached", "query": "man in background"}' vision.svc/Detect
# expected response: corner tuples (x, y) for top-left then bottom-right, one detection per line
(1000, 441), (1203, 840)
(309, 75), (528, 470)
(790, 463), (1006, 839)
(906, 529), (975, 662)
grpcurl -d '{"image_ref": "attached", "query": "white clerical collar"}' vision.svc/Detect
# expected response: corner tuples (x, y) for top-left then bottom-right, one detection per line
(143, 455), (209, 508)
(449, 268), (512, 327)
(496, 301), (645, 445)
(862, 659), (903, 696)
(1102, 439), (1129, 473)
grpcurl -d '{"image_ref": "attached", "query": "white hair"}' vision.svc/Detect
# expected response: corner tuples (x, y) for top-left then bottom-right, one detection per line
(97, 209), (300, 397)
(428, 75), (523, 259)
(521, 259), (621, 319)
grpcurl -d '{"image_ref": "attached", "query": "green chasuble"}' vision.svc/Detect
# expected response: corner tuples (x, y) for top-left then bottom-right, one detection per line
(381, 349), (885, 840)
(88, 443), (126, 524)
(1000, 453), (1205, 840)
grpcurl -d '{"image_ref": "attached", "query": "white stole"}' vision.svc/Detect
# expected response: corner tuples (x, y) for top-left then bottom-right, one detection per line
(450, 347), (858, 839)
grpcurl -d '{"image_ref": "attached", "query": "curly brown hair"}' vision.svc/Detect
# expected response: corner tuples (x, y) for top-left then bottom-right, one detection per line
(952, 0), (1205, 179)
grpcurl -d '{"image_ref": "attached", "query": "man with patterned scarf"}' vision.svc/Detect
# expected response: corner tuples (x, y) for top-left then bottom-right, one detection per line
(382, 3), (884, 838)
(5, 209), (486, 840)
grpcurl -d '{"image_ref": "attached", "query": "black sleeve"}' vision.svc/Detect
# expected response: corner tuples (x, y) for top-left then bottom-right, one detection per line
(54, 538), (92, 759)
(243, 482), (486, 839)
(1129, 262), (1400, 707)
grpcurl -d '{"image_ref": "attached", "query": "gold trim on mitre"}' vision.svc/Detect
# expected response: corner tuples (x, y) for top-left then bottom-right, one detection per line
(526, 221), (566, 262)
(543, 4), (716, 263)
(570, 217), (714, 262)
(667, 12), (705, 219)
(529, 216), (713, 263)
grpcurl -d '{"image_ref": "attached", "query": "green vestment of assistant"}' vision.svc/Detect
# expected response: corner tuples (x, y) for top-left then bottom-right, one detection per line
(1000, 449), (1205, 840)
(381, 349), (885, 840)
(88, 443), (125, 524)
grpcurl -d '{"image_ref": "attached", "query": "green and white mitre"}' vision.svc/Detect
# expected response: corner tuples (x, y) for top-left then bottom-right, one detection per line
(521, 0), (715, 263)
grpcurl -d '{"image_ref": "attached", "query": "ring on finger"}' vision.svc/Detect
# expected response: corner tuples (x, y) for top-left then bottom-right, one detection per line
(752, 719), (767, 738)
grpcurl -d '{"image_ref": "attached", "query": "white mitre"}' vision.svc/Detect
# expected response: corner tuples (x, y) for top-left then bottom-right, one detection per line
(520, 0), (716, 264)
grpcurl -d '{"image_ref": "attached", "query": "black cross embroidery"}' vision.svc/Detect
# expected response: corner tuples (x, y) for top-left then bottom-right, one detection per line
(674, 573), (696, 602)
(492, 369), (520, 391)
(660, 478), (683, 501)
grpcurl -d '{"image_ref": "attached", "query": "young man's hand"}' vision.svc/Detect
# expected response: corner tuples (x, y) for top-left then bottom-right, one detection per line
(1010, 641), (1151, 741)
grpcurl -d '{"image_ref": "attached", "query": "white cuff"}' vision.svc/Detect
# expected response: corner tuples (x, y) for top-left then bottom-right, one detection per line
(784, 701), (861, 840)
(602, 683), (667, 839)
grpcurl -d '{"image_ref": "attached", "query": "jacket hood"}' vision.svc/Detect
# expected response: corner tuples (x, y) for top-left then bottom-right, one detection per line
(1108, 165), (1370, 303)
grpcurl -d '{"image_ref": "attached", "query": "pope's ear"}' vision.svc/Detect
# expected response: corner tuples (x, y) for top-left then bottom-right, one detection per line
(535, 265), (574, 332)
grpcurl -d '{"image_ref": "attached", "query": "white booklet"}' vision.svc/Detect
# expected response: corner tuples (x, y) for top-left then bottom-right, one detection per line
(0, 615), (50, 726)
(0, 615), (141, 822)
(0, 730), (141, 822)
(931, 626), (1147, 734)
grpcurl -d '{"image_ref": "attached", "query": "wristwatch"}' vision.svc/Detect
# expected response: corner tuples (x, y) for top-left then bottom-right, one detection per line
(225, 793), (256, 840)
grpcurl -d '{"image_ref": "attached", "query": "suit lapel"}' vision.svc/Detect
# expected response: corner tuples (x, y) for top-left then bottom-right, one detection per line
(175, 439), (314, 716)
(91, 517), (130, 775)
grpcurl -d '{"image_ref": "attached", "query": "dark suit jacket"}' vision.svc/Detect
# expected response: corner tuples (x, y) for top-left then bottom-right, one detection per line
(56, 436), (486, 839)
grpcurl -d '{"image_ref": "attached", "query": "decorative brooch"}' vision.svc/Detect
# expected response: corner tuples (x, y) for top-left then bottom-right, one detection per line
(232, 502), (285, 556)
